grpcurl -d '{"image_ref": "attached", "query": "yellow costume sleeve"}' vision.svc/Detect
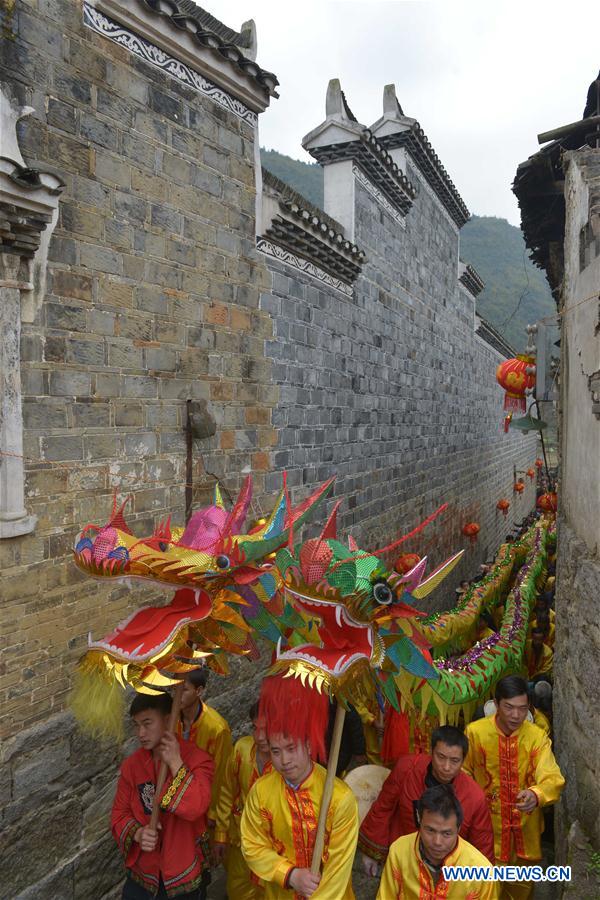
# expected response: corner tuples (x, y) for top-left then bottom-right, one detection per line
(376, 849), (401, 899)
(462, 725), (476, 778)
(528, 735), (565, 807)
(209, 725), (233, 823)
(240, 783), (294, 889)
(312, 787), (358, 899)
(213, 743), (236, 844)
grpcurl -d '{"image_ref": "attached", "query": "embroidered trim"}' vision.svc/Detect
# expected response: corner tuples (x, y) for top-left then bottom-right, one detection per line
(258, 806), (285, 856)
(257, 238), (354, 297)
(82, 3), (257, 125)
(498, 733), (523, 859)
(119, 819), (140, 857)
(161, 764), (189, 809)
(357, 831), (388, 862)
(170, 771), (194, 812)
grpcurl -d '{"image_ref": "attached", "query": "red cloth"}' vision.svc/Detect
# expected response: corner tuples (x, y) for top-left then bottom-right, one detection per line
(358, 753), (494, 863)
(111, 737), (214, 897)
(380, 706), (410, 765)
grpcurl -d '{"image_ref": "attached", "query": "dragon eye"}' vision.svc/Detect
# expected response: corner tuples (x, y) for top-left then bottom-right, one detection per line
(373, 582), (393, 605)
(158, 541), (168, 552)
(215, 554), (230, 570)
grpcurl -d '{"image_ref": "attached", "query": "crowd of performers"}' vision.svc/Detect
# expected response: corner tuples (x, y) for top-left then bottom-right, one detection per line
(110, 514), (563, 900)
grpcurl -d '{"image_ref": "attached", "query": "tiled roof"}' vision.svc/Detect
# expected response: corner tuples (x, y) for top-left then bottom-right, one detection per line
(459, 262), (485, 297)
(476, 316), (515, 359)
(262, 168), (365, 283)
(378, 122), (470, 227)
(140, 0), (279, 96)
(308, 129), (417, 217)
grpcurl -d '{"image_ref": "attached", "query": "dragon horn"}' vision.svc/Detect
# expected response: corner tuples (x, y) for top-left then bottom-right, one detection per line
(238, 476), (335, 564)
(225, 475), (253, 535)
(214, 483), (225, 509)
(320, 500), (342, 541)
(411, 550), (464, 599)
(348, 535), (358, 551)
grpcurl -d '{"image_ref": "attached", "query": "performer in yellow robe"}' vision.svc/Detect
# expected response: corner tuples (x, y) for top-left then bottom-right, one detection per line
(177, 669), (233, 826)
(464, 676), (564, 900)
(241, 756), (358, 898)
(353, 692), (383, 765)
(214, 706), (272, 900)
(523, 634), (553, 680)
(376, 783), (497, 899)
(377, 833), (497, 899)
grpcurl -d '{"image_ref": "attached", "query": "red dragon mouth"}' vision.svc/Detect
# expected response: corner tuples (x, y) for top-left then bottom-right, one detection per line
(87, 587), (212, 663)
(276, 587), (375, 677)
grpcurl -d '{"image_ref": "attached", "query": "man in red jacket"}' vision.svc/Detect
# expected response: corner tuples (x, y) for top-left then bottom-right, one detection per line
(111, 691), (214, 899)
(359, 724), (494, 876)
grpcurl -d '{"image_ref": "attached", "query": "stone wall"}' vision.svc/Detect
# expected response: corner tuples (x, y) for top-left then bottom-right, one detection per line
(553, 149), (600, 893)
(261, 150), (537, 607)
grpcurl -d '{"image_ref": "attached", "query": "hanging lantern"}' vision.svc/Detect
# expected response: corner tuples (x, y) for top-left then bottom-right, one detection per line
(513, 481), (525, 494)
(496, 356), (536, 414)
(462, 522), (480, 545)
(394, 552), (421, 574)
(526, 468), (536, 481)
(496, 499), (510, 517)
(537, 492), (558, 513)
(535, 458), (544, 469)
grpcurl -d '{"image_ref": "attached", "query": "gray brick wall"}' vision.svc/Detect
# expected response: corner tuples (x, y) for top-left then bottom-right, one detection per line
(261, 161), (537, 603)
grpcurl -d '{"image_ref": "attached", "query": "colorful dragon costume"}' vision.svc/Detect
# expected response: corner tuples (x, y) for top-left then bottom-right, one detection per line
(71, 476), (334, 738)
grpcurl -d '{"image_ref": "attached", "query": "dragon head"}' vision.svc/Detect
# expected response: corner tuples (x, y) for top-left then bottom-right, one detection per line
(270, 502), (464, 698)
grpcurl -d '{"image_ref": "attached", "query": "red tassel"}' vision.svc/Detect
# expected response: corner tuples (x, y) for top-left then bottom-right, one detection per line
(258, 674), (329, 762)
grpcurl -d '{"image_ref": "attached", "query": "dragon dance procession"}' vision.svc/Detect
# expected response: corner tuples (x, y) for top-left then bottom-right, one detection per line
(69, 466), (562, 900)
(5, 2), (600, 899)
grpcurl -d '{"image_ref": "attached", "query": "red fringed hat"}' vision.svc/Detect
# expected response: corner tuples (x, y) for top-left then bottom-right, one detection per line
(258, 673), (330, 762)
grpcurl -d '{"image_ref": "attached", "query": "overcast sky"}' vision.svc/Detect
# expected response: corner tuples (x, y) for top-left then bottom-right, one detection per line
(216, 1), (598, 226)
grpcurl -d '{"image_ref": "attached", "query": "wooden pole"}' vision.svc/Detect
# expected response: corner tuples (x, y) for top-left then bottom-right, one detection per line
(310, 704), (346, 877)
(149, 681), (185, 830)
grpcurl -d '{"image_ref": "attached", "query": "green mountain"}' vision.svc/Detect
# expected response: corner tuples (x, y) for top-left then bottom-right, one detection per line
(260, 148), (556, 352)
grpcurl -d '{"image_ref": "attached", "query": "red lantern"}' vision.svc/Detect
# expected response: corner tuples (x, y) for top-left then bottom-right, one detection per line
(537, 492), (558, 513)
(462, 522), (480, 545)
(535, 458), (544, 469)
(496, 499), (510, 517)
(496, 356), (536, 413)
(513, 481), (525, 494)
(526, 468), (536, 481)
(394, 553), (421, 574)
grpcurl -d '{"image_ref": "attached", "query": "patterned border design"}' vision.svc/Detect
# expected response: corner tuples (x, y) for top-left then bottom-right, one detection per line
(256, 238), (354, 297)
(353, 165), (406, 228)
(83, 3), (257, 125)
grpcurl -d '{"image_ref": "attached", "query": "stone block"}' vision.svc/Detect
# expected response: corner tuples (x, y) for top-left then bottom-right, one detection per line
(88, 309), (117, 336)
(107, 340), (143, 369)
(84, 433), (120, 461)
(48, 130), (91, 175)
(99, 278), (134, 310)
(80, 243), (122, 276)
(114, 402), (144, 427)
(124, 432), (156, 458)
(94, 373), (121, 398)
(167, 238), (195, 266)
(51, 270), (93, 301)
(41, 435), (83, 461)
(23, 398), (67, 429)
(45, 301), (87, 331)
(96, 87), (134, 127)
(113, 190), (148, 225)
(12, 736), (70, 799)
(131, 168), (167, 201)
(48, 235), (78, 266)
(95, 151), (131, 189)
(66, 337), (105, 367)
(148, 86), (182, 122)
(145, 346), (177, 371)
(150, 204), (182, 233)
(54, 69), (91, 104)
(80, 112), (119, 151)
(122, 376), (157, 398)
(72, 400), (111, 428)
(1, 798), (81, 897)
(61, 203), (104, 239)
(203, 145), (229, 176)
(47, 97), (76, 134)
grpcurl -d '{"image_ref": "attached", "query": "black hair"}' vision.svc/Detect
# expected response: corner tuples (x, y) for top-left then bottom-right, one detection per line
(430, 725), (468, 758)
(130, 691), (172, 717)
(185, 667), (209, 689)
(417, 784), (463, 829)
(249, 700), (259, 721)
(495, 674), (529, 702)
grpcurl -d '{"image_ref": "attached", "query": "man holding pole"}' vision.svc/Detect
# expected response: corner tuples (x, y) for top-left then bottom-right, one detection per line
(111, 692), (214, 900)
(240, 676), (359, 898)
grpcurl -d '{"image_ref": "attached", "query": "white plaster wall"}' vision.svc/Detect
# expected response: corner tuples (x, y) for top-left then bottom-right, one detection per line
(562, 154), (600, 553)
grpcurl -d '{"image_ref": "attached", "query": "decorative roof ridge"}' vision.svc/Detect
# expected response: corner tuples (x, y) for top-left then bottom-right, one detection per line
(459, 260), (485, 297)
(261, 167), (344, 235)
(132, 0), (278, 96)
(370, 85), (469, 227)
(476, 315), (516, 359)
